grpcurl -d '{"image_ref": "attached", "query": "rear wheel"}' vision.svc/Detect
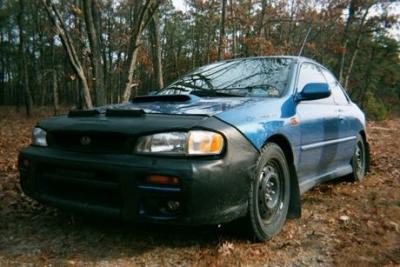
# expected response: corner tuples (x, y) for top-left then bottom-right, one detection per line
(350, 134), (367, 181)
(247, 143), (290, 241)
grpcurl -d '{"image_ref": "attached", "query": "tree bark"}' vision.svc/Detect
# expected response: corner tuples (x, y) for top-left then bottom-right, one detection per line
(343, 5), (371, 90)
(17, 0), (33, 117)
(256, 0), (268, 55)
(82, 0), (106, 106)
(121, 1), (159, 102)
(360, 47), (375, 109)
(0, 26), (4, 105)
(42, 0), (93, 109)
(122, 38), (140, 102)
(338, 0), (356, 83)
(51, 39), (59, 114)
(258, 0), (267, 37)
(230, 0), (236, 58)
(52, 70), (59, 115)
(149, 9), (164, 90)
(217, 0), (226, 60)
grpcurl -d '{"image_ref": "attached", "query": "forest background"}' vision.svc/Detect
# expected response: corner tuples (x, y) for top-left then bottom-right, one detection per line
(0, 0), (399, 120)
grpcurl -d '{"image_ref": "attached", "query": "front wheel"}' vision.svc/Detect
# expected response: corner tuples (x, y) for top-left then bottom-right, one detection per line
(350, 134), (367, 181)
(247, 143), (290, 241)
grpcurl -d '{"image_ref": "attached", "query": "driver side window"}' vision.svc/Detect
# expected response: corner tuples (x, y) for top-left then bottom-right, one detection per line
(297, 63), (334, 104)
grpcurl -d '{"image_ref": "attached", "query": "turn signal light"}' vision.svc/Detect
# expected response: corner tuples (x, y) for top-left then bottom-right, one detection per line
(188, 131), (224, 155)
(146, 175), (179, 186)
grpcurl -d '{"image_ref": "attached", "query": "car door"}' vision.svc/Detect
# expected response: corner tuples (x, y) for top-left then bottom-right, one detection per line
(295, 63), (340, 186)
(321, 68), (357, 167)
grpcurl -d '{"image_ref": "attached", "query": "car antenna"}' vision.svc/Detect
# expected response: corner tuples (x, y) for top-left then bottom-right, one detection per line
(298, 25), (312, 57)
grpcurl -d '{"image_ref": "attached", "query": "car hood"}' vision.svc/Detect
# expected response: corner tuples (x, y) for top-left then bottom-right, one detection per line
(97, 94), (268, 116)
(38, 94), (294, 151)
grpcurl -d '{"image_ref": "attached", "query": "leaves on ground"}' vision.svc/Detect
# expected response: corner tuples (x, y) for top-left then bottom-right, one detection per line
(0, 107), (399, 266)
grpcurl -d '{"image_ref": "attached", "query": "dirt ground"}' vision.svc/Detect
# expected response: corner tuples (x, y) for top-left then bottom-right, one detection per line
(0, 107), (399, 266)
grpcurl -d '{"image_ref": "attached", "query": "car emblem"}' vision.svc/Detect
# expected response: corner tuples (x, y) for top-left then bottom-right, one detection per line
(80, 136), (91, 146)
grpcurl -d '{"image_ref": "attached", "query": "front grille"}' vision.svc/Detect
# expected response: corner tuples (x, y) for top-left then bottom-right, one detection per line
(47, 131), (133, 153)
(36, 164), (121, 211)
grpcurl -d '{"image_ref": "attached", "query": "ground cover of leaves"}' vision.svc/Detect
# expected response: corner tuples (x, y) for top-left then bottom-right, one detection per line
(0, 107), (399, 266)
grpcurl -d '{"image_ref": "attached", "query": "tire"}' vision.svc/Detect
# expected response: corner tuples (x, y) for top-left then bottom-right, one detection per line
(247, 143), (290, 241)
(350, 134), (367, 181)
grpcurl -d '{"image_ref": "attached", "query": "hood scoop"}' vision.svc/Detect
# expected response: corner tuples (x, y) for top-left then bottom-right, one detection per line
(68, 109), (101, 117)
(68, 108), (145, 118)
(105, 109), (144, 117)
(131, 94), (196, 103)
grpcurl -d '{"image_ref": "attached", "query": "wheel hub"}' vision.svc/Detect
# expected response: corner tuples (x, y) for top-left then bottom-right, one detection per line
(355, 141), (365, 176)
(258, 163), (282, 222)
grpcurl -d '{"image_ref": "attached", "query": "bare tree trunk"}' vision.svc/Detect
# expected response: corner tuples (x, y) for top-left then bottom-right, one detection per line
(122, 38), (140, 102)
(242, 0), (253, 56)
(107, 42), (113, 102)
(149, 9), (164, 90)
(344, 46), (359, 90)
(0, 0), (3, 96)
(22, 58), (33, 115)
(18, 0), (33, 117)
(338, 0), (356, 83)
(122, 1), (159, 102)
(258, 0), (267, 37)
(230, 0), (236, 58)
(360, 47), (375, 109)
(217, 0), (226, 60)
(42, 0), (93, 109)
(0, 26), (4, 105)
(256, 0), (268, 55)
(343, 5), (371, 89)
(75, 79), (82, 109)
(51, 40), (59, 114)
(286, 0), (296, 54)
(82, 0), (106, 106)
(52, 70), (59, 115)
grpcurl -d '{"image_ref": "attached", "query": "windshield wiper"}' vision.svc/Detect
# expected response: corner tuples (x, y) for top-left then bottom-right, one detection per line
(160, 83), (244, 97)
(216, 84), (281, 97)
(219, 84), (274, 91)
(190, 90), (242, 97)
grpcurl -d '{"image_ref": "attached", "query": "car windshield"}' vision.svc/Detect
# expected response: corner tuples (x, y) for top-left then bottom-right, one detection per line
(159, 58), (294, 97)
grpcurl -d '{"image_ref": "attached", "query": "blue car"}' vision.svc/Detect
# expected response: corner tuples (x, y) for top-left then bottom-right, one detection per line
(19, 56), (369, 241)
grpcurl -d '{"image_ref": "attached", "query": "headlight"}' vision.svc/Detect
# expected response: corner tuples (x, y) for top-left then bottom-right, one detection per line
(188, 130), (224, 155)
(134, 130), (224, 155)
(32, 127), (47, 147)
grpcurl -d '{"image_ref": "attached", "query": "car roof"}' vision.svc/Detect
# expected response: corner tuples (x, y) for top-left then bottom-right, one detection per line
(221, 55), (321, 66)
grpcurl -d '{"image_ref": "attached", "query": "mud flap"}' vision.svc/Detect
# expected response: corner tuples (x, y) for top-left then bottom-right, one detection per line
(287, 165), (301, 219)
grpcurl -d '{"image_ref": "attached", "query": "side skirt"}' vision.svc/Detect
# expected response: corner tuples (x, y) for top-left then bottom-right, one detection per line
(299, 165), (353, 194)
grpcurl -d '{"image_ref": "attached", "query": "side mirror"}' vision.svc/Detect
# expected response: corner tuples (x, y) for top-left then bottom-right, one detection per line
(296, 83), (330, 102)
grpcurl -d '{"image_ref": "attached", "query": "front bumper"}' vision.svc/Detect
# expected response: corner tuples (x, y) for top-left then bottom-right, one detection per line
(19, 132), (258, 225)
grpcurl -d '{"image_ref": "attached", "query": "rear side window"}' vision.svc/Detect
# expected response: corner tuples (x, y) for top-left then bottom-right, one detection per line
(297, 63), (334, 104)
(321, 69), (349, 105)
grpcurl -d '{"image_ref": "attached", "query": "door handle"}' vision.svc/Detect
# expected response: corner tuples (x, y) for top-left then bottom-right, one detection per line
(337, 109), (345, 120)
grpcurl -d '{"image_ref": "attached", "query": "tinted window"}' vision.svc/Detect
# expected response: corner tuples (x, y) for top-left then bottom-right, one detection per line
(321, 69), (349, 105)
(160, 58), (294, 97)
(297, 63), (334, 104)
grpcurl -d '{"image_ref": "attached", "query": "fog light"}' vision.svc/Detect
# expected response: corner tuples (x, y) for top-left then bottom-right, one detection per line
(146, 175), (179, 186)
(166, 200), (181, 211)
